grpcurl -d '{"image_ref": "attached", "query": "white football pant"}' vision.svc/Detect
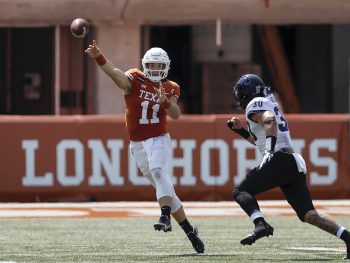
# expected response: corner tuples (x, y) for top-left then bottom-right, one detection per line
(130, 133), (182, 213)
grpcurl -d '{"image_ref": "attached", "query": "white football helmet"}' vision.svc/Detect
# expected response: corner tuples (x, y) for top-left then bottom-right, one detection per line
(141, 47), (170, 82)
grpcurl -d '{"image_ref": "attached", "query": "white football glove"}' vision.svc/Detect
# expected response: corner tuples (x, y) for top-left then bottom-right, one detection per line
(259, 135), (277, 169)
(259, 150), (274, 169)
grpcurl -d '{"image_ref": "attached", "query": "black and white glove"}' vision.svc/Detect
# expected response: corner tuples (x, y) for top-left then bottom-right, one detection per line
(259, 135), (277, 169)
(227, 121), (250, 139)
(259, 151), (274, 169)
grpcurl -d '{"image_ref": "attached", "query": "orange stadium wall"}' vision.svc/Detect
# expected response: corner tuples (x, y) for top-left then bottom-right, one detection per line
(0, 114), (349, 202)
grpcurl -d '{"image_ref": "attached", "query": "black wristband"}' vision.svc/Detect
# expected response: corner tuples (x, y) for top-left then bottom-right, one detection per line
(234, 128), (251, 139)
(227, 122), (250, 139)
(265, 135), (277, 152)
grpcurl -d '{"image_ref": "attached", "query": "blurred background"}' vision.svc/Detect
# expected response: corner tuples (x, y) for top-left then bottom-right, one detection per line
(0, 0), (349, 202)
(1, 0), (350, 115)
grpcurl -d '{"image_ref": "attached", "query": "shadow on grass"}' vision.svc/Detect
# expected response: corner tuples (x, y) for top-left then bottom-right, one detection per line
(253, 258), (340, 262)
(159, 253), (343, 262)
(159, 252), (238, 258)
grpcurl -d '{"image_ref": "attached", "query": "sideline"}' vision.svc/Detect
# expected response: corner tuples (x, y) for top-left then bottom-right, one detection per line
(0, 200), (349, 218)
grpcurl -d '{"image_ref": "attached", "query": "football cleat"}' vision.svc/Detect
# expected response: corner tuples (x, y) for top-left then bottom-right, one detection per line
(154, 215), (172, 232)
(187, 226), (205, 253)
(240, 222), (274, 246)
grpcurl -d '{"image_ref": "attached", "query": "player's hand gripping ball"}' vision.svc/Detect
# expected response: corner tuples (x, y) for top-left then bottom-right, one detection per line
(70, 18), (89, 38)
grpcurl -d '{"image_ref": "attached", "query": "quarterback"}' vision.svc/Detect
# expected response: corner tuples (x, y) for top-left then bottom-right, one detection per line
(85, 40), (204, 253)
(227, 74), (350, 260)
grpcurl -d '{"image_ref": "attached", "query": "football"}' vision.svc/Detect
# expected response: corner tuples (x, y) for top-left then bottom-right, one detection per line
(70, 18), (89, 38)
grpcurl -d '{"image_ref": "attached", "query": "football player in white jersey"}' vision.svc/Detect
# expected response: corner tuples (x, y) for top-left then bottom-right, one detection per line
(227, 74), (350, 260)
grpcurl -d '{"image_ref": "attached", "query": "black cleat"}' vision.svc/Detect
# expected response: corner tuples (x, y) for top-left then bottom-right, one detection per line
(187, 226), (205, 253)
(240, 222), (274, 245)
(154, 215), (172, 232)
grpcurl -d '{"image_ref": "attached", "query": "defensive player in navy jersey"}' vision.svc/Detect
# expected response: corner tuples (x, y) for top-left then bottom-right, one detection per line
(227, 74), (350, 260)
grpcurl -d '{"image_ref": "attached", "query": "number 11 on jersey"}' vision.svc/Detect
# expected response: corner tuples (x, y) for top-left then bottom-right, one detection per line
(139, 101), (160, 124)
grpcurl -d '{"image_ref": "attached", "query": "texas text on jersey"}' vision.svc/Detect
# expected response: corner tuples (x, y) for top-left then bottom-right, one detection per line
(125, 68), (180, 141)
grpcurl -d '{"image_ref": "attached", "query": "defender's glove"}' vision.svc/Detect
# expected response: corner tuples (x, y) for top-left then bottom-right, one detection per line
(227, 121), (250, 139)
(259, 151), (274, 169)
(259, 135), (277, 169)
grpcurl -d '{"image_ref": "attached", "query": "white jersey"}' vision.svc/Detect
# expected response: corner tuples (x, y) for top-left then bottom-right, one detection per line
(245, 96), (293, 155)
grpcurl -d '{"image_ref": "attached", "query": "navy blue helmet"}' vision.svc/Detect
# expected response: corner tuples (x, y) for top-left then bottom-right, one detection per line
(233, 74), (266, 109)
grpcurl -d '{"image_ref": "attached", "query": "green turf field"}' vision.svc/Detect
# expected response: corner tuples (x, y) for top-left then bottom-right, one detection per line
(0, 216), (348, 262)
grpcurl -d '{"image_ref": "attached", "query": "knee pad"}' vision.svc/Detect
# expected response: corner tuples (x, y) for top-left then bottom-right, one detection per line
(151, 168), (174, 200)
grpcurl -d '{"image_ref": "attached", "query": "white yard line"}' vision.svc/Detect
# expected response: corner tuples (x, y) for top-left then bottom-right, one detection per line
(0, 200), (348, 218)
(0, 200), (349, 208)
